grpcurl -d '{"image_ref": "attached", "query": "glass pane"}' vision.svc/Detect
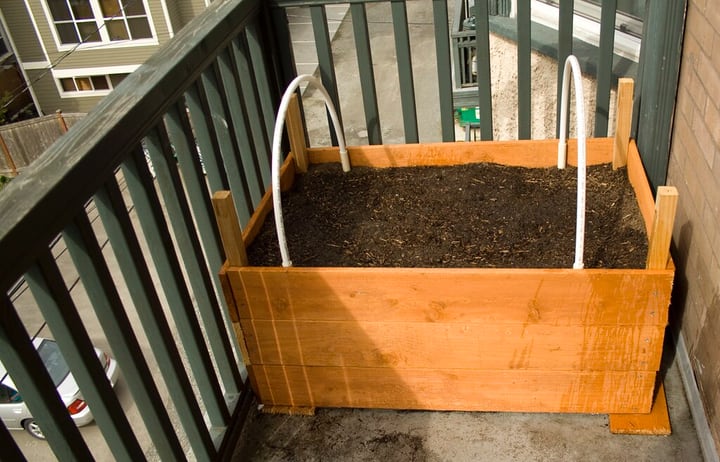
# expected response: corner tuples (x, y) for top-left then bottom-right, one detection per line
(0, 36), (8, 56)
(69, 0), (94, 20)
(91, 75), (110, 90)
(75, 77), (92, 91)
(109, 73), (129, 87)
(127, 18), (152, 39)
(106, 20), (129, 40)
(60, 78), (77, 91)
(56, 23), (80, 44)
(77, 21), (101, 42)
(124, 1), (147, 16)
(36, 340), (71, 386)
(47, 0), (72, 21)
(99, 0), (121, 18)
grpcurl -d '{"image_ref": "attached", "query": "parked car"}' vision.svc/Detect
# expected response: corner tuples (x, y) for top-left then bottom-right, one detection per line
(0, 337), (119, 439)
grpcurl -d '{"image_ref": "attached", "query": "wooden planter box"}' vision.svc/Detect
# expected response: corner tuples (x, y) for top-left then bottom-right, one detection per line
(215, 90), (677, 435)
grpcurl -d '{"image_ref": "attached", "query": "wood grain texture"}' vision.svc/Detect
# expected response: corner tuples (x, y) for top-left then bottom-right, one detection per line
(241, 319), (665, 371)
(242, 154), (296, 247)
(613, 78), (635, 169)
(287, 94), (308, 173)
(308, 138), (613, 168)
(646, 186), (679, 270)
(212, 191), (248, 267)
(627, 141), (656, 239)
(248, 365), (656, 414)
(609, 382), (671, 435)
(227, 267), (673, 326)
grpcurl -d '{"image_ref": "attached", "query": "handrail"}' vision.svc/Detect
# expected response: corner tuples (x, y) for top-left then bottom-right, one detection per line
(557, 55), (587, 270)
(272, 74), (350, 267)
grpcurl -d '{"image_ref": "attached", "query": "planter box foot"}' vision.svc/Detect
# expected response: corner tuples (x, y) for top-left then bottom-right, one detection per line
(609, 383), (671, 435)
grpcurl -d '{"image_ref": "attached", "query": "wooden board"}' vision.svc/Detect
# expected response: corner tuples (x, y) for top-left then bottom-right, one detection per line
(609, 383), (671, 435)
(227, 267), (673, 326)
(241, 319), (665, 371)
(308, 138), (613, 168)
(248, 365), (656, 414)
(627, 140), (656, 239)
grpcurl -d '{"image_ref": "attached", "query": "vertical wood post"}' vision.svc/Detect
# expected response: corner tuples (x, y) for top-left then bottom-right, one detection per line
(646, 186), (678, 269)
(0, 132), (17, 176)
(613, 78), (634, 169)
(56, 109), (69, 133)
(211, 190), (248, 267)
(287, 94), (308, 173)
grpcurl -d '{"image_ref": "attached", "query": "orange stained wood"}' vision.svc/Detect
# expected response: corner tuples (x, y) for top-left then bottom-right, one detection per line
(646, 186), (678, 270)
(212, 191), (248, 267)
(226, 267), (673, 326)
(609, 383), (671, 435)
(613, 78), (635, 169)
(627, 141), (656, 239)
(287, 94), (308, 173)
(248, 365), (656, 414)
(307, 138), (613, 168)
(240, 319), (665, 371)
(242, 154), (296, 247)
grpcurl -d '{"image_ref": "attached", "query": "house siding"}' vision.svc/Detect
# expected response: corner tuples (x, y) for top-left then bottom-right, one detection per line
(667, 0), (720, 454)
(178, 0), (210, 28)
(0, 2), (46, 62)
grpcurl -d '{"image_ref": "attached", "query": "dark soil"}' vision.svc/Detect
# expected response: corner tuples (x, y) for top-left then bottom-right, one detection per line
(247, 163), (648, 268)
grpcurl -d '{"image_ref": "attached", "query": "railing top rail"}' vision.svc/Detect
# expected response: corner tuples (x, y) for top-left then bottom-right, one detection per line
(0, 0), (261, 289)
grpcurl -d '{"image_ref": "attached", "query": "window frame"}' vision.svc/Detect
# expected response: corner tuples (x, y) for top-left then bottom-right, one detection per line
(41, 0), (159, 51)
(53, 65), (139, 98)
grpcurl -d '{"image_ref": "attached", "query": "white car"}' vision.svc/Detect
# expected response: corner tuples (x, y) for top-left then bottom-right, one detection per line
(0, 337), (120, 439)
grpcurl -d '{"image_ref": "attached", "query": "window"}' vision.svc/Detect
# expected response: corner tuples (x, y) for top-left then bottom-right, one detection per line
(46, 0), (153, 46)
(0, 384), (22, 404)
(59, 73), (129, 94)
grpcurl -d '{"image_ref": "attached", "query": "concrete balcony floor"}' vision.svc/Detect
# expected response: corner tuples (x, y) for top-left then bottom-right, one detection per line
(233, 352), (702, 461)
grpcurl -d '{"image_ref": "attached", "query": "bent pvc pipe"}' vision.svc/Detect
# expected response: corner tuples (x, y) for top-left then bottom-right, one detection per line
(271, 74), (349, 267)
(557, 55), (587, 270)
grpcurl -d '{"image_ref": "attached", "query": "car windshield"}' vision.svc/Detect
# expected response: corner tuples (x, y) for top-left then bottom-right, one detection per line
(37, 340), (70, 387)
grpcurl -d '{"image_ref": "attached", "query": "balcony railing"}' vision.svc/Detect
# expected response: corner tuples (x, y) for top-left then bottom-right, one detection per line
(0, 0), (682, 460)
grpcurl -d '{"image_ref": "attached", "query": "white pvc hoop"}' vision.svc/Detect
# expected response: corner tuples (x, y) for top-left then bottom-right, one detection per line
(271, 74), (350, 267)
(557, 55), (587, 270)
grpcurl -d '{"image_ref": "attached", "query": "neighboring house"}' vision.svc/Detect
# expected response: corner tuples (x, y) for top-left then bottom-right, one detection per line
(0, 0), (211, 115)
(0, 18), (37, 122)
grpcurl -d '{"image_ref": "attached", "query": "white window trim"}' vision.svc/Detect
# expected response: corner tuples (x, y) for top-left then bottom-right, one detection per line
(40, 0), (159, 52)
(530, 0), (641, 62)
(53, 64), (139, 98)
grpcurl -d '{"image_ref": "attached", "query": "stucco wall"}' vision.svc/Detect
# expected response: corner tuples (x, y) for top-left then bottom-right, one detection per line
(666, 0), (720, 452)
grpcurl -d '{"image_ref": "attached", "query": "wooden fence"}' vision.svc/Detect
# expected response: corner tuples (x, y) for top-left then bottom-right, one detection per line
(0, 112), (84, 175)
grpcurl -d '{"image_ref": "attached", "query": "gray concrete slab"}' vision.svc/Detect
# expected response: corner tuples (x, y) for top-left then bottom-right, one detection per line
(234, 353), (702, 461)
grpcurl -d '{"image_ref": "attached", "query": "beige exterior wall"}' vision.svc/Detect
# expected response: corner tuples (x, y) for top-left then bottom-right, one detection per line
(0, 1), (211, 114)
(667, 0), (720, 452)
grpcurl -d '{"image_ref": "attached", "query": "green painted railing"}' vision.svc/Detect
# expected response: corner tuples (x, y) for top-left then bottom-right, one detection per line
(0, 0), (684, 459)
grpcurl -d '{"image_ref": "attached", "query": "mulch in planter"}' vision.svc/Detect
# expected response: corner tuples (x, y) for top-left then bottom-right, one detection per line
(247, 162), (648, 269)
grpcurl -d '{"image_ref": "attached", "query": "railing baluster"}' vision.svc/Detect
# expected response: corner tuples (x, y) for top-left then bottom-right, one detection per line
(390, 0), (419, 143)
(310, 5), (344, 146)
(145, 123), (244, 402)
(0, 294), (92, 461)
(350, 3), (383, 145)
(247, 22), (280, 151)
(0, 417), (26, 462)
(595, 0), (618, 137)
(185, 83), (230, 194)
(232, 34), (272, 189)
(432, 0), (455, 142)
(216, 48), (265, 207)
(556, 0), (574, 137)
(26, 252), (145, 461)
(164, 102), (225, 273)
(200, 67), (254, 225)
(517, 0), (532, 140)
(63, 212), (186, 461)
(270, 6), (298, 89)
(473, 0), (494, 140)
(95, 177), (218, 461)
(122, 143), (229, 430)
